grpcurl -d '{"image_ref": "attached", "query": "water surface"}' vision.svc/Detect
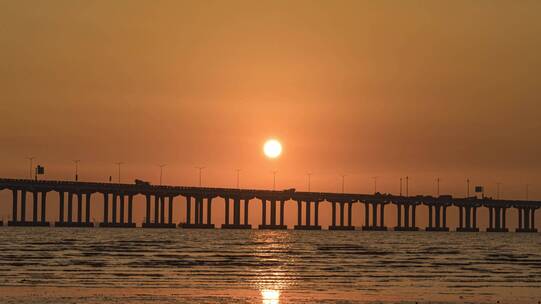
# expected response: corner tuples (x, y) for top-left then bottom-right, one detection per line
(0, 228), (540, 303)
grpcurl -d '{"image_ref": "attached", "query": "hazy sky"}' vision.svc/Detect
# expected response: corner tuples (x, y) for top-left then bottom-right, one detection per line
(1, 0), (540, 218)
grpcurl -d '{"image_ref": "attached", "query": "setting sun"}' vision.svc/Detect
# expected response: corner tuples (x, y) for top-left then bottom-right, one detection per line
(263, 139), (282, 159)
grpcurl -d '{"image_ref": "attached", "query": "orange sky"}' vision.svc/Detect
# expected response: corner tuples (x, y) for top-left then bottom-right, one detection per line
(1, 1), (540, 226)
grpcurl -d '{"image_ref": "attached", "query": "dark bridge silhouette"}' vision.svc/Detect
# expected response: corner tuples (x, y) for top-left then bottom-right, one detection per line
(0, 178), (538, 232)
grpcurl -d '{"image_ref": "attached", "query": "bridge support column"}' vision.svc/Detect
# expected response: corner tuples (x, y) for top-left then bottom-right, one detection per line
(244, 199), (249, 225)
(207, 197), (213, 226)
(128, 195), (134, 225)
(111, 193), (118, 225)
(160, 195), (166, 224)
(458, 206), (463, 229)
(380, 203), (385, 229)
(120, 194), (126, 225)
(294, 200), (321, 230)
(11, 190), (18, 224)
(404, 204), (410, 228)
(9, 190), (49, 227)
(101, 193), (109, 225)
(331, 202), (336, 227)
(396, 203), (402, 229)
(99, 192), (134, 228)
(456, 205), (478, 232)
(314, 201), (319, 227)
(54, 191), (90, 227)
(502, 207), (509, 232)
(489, 207), (493, 229)
(428, 206), (433, 229)
(41, 191), (47, 224)
(153, 195), (159, 224)
(426, 204), (449, 232)
(412, 205), (416, 228)
(67, 192), (73, 224)
(435, 205), (441, 228)
(395, 203), (418, 231)
(77, 193), (83, 224)
(233, 198), (241, 225)
(142, 194), (169, 228)
(224, 197), (228, 224)
(260, 198), (286, 229)
(363, 202), (387, 231)
(180, 196), (215, 229)
(329, 201), (354, 230)
(347, 202), (353, 227)
(488, 206), (509, 232)
(187, 196), (193, 224)
(168, 196), (173, 224)
(85, 193), (91, 225)
(145, 194), (151, 225)
(516, 207), (538, 232)
(364, 202), (369, 229)
(32, 191), (38, 223)
(221, 197), (250, 229)
(532, 209), (537, 232)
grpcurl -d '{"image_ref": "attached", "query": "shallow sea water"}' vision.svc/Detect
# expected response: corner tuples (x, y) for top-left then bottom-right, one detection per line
(0, 228), (540, 303)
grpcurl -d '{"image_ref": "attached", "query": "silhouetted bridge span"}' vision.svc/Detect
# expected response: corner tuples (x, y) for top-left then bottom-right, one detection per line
(0, 178), (538, 232)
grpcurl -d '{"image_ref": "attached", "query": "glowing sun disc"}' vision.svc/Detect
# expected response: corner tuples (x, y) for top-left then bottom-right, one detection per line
(263, 139), (282, 158)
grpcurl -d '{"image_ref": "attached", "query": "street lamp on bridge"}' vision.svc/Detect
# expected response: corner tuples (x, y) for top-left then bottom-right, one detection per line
(340, 174), (346, 193)
(73, 160), (80, 181)
(158, 164), (166, 185)
(115, 162), (124, 183)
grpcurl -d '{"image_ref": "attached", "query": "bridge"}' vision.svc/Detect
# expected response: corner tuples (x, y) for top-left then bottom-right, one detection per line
(0, 178), (538, 232)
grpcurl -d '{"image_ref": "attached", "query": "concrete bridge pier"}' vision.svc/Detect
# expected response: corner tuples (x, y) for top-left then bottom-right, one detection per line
(259, 198), (287, 229)
(9, 189), (50, 226)
(487, 206), (509, 232)
(456, 205), (479, 232)
(221, 197), (250, 229)
(516, 207), (538, 232)
(182, 195), (215, 228)
(329, 201), (355, 230)
(294, 200), (322, 230)
(394, 203), (419, 231)
(362, 201), (387, 231)
(56, 191), (93, 227)
(99, 193), (135, 228)
(143, 194), (175, 228)
(425, 204), (450, 231)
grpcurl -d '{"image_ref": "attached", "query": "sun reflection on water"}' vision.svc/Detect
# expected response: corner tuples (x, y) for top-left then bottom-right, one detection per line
(261, 289), (280, 304)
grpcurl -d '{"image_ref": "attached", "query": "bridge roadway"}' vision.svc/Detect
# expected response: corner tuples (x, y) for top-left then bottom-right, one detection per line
(0, 178), (539, 232)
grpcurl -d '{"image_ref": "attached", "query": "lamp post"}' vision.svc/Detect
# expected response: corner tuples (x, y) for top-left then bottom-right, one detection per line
(115, 162), (123, 183)
(340, 174), (346, 193)
(73, 160), (80, 181)
(159, 164), (166, 185)
(307, 172), (312, 192)
(196, 166), (205, 187)
(372, 176), (378, 194)
(272, 171), (277, 191)
(405, 176), (409, 197)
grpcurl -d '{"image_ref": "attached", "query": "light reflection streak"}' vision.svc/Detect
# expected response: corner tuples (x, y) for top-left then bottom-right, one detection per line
(261, 289), (280, 304)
